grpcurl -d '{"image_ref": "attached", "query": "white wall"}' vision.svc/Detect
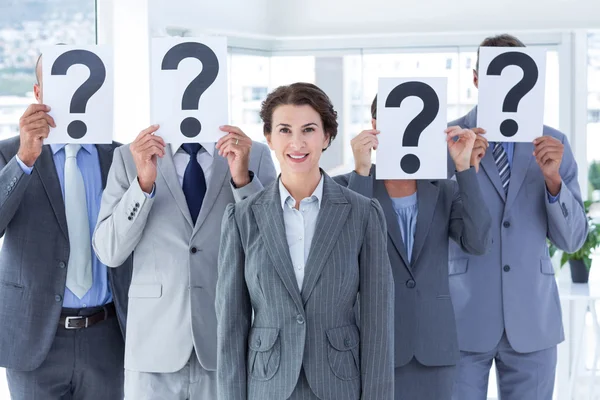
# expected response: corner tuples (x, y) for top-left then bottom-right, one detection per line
(269, 0), (600, 37)
(148, 0), (270, 37)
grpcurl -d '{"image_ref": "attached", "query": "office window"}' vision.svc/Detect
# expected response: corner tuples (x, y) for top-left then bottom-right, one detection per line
(588, 32), (600, 200)
(0, 0), (96, 142)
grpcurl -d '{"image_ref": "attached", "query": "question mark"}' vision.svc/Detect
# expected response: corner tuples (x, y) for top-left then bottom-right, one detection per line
(385, 81), (440, 174)
(486, 51), (538, 138)
(161, 42), (219, 138)
(51, 50), (106, 139)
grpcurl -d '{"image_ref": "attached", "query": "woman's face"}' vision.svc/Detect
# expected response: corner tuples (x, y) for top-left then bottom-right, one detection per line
(266, 104), (330, 177)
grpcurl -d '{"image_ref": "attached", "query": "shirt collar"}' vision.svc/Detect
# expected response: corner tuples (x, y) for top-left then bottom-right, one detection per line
(279, 174), (324, 210)
(50, 143), (94, 155)
(170, 142), (215, 158)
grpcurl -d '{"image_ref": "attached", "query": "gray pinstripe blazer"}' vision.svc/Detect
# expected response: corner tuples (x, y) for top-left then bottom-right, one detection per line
(216, 173), (394, 400)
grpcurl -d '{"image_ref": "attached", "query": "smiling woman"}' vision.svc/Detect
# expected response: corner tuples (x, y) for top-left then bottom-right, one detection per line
(215, 82), (395, 400)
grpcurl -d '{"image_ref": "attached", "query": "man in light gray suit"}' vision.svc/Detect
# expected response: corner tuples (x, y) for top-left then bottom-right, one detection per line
(449, 34), (588, 400)
(0, 54), (132, 400)
(93, 121), (276, 399)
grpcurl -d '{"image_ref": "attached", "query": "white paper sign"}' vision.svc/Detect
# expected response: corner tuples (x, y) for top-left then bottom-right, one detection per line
(42, 45), (113, 144)
(376, 77), (447, 180)
(477, 47), (546, 142)
(151, 36), (228, 144)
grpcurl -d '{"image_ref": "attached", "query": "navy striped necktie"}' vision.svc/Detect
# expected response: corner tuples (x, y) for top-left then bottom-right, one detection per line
(181, 143), (207, 225)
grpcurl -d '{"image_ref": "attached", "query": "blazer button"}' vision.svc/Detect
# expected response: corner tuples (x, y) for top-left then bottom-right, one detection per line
(59, 262), (66, 269)
(256, 338), (261, 347)
(135, 202), (140, 207)
(190, 247), (198, 254)
(55, 294), (62, 302)
(503, 221), (510, 228)
(296, 314), (305, 324)
(344, 338), (351, 347)
(406, 279), (416, 289)
(503, 265), (511, 272)
(128, 216), (133, 221)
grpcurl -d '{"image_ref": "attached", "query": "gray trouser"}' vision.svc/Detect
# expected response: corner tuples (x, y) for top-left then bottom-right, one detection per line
(395, 358), (456, 400)
(6, 312), (124, 400)
(452, 331), (557, 400)
(125, 350), (216, 400)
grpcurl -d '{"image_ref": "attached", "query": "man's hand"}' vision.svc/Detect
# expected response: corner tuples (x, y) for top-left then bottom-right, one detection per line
(351, 129), (379, 176)
(216, 125), (253, 188)
(17, 104), (56, 167)
(533, 136), (564, 196)
(130, 125), (165, 193)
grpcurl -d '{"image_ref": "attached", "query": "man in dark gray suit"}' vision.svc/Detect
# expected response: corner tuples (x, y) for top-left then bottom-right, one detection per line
(449, 34), (588, 400)
(0, 54), (132, 399)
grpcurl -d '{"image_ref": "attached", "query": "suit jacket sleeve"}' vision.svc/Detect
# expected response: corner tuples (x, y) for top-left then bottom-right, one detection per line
(93, 146), (154, 267)
(231, 144), (277, 203)
(448, 168), (492, 255)
(0, 151), (32, 236)
(333, 170), (374, 198)
(358, 199), (394, 399)
(216, 204), (251, 400)
(545, 135), (588, 253)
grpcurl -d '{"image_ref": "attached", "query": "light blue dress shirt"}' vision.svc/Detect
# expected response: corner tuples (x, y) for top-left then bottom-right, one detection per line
(279, 175), (324, 290)
(391, 193), (418, 263)
(16, 145), (112, 308)
(490, 141), (559, 203)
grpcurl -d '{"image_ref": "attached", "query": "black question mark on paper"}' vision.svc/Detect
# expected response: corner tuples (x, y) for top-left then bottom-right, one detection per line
(385, 81), (440, 174)
(161, 42), (219, 138)
(486, 51), (538, 138)
(51, 50), (106, 139)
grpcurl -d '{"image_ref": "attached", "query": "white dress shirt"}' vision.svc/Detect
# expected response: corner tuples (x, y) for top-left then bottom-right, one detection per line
(171, 143), (215, 189)
(279, 175), (324, 290)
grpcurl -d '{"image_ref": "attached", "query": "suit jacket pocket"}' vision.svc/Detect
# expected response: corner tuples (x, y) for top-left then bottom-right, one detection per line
(128, 283), (162, 298)
(326, 325), (360, 381)
(540, 258), (556, 275)
(449, 258), (468, 275)
(248, 327), (281, 381)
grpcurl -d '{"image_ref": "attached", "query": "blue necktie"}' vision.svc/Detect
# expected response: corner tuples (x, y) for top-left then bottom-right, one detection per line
(181, 144), (207, 225)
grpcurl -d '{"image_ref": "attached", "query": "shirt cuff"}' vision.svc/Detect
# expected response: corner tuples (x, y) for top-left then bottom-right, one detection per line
(15, 155), (33, 175)
(547, 190), (560, 204)
(143, 183), (156, 198)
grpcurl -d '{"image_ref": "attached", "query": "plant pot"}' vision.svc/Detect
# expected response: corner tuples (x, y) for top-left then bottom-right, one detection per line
(569, 259), (589, 283)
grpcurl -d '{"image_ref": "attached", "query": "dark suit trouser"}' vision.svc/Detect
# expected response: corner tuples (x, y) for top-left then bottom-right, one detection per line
(395, 358), (456, 400)
(6, 315), (124, 400)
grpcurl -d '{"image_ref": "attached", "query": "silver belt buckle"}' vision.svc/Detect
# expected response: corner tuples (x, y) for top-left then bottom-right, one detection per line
(64, 316), (88, 329)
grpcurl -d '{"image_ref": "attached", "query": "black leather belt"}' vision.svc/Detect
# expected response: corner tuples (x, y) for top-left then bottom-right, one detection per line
(59, 302), (116, 330)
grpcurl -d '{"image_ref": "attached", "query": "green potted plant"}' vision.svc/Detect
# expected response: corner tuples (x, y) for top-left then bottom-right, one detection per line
(549, 200), (600, 283)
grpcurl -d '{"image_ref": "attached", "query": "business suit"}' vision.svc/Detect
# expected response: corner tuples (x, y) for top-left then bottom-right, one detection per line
(0, 136), (132, 399)
(335, 165), (491, 399)
(448, 107), (588, 399)
(216, 173), (394, 400)
(93, 141), (276, 399)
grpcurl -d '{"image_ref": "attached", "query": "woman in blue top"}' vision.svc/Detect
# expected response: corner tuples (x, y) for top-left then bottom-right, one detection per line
(334, 95), (492, 400)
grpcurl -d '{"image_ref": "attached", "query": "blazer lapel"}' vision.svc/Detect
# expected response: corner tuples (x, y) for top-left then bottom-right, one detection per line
(193, 153), (228, 235)
(301, 175), (351, 305)
(252, 182), (304, 311)
(157, 145), (194, 228)
(95, 144), (115, 189)
(505, 142), (533, 209)
(480, 150), (507, 202)
(35, 146), (68, 240)
(410, 180), (438, 267)
(373, 179), (412, 275)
